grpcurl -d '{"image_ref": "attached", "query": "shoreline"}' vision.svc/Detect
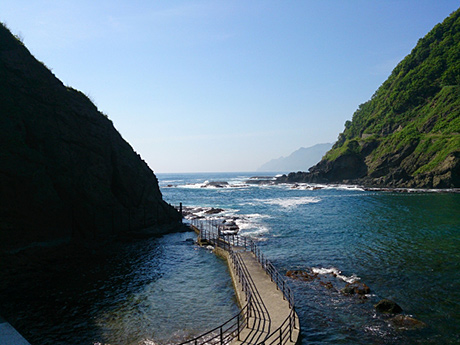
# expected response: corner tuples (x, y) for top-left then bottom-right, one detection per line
(245, 177), (460, 193)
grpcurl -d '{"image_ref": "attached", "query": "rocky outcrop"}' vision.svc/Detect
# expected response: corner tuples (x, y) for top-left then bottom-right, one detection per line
(0, 23), (181, 253)
(374, 299), (403, 314)
(389, 315), (427, 330)
(277, 9), (460, 189)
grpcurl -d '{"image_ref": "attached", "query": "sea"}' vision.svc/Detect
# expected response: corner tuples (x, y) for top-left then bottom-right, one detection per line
(6, 172), (460, 345)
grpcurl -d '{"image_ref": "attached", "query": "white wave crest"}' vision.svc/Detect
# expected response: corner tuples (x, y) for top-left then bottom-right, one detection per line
(262, 197), (321, 208)
(311, 267), (360, 284)
(324, 184), (365, 191)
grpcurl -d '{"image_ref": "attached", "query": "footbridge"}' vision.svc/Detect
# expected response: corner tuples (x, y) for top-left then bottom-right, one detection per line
(179, 219), (300, 345)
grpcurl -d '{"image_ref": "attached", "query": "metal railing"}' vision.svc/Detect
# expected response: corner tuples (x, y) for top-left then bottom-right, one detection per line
(183, 218), (298, 345)
(177, 304), (249, 345)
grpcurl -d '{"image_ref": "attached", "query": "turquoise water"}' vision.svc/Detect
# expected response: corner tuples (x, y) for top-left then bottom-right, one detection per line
(5, 172), (459, 344)
(159, 172), (460, 345)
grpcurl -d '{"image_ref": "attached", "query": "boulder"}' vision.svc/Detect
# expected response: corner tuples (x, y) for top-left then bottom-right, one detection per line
(340, 282), (371, 295)
(374, 299), (403, 314)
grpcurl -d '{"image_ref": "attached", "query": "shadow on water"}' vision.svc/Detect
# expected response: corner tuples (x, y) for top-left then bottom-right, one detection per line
(0, 232), (239, 345)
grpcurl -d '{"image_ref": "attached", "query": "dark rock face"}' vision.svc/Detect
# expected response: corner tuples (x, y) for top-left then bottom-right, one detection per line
(374, 299), (403, 314)
(0, 24), (181, 253)
(307, 153), (368, 182)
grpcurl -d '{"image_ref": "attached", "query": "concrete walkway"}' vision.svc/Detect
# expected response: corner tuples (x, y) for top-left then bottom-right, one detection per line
(219, 248), (300, 345)
(0, 316), (31, 345)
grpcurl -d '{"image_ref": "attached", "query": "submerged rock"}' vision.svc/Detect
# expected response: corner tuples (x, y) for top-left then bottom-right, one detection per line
(340, 285), (356, 295)
(375, 299), (403, 314)
(389, 315), (427, 330)
(320, 281), (334, 289)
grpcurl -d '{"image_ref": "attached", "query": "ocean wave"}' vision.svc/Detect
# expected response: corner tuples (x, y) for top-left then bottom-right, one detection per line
(235, 214), (271, 240)
(178, 180), (250, 189)
(311, 267), (360, 284)
(325, 184), (365, 191)
(262, 196), (321, 208)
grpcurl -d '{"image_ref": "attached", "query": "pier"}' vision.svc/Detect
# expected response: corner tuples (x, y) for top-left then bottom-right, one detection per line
(182, 219), (300, 345)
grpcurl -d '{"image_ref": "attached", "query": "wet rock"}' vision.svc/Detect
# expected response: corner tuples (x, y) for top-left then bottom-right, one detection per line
(286, 270), (318, 281)
(320, 281), (334, 289)
(353, 282), (371, 295)
(340, 282), (371, 295)
(205, 208), (224, 215)
(340, 285), (356, 295)
(374, 299), (403, 314)
(202, 181), (229, 188)
(389, 315), (426, 330)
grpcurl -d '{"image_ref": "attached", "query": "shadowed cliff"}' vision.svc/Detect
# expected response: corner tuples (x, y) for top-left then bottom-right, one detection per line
(0, 23), (181, 254)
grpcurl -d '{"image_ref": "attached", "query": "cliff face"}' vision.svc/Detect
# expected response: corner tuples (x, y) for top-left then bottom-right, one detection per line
(279, 9), (460, 188)
(0, 24), (181, 253)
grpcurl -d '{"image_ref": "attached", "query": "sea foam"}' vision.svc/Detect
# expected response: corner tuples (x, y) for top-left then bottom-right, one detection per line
(311, 267), (360, 284)
(263, 196), (321, 208)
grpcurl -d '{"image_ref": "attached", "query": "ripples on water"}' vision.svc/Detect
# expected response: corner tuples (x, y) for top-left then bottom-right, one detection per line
(160, 173), (460, 345)
(4, 232), (239, 345)
(4, 172), (459, 345)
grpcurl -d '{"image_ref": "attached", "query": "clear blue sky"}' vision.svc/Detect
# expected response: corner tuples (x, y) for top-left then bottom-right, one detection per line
(1, 1), (458, 173)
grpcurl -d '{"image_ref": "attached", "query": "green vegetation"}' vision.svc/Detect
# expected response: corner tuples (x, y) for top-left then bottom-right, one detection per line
(322, 8), (460, 187)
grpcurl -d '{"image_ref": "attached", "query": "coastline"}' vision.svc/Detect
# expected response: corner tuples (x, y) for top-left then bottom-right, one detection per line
(245, 176), (460, 193)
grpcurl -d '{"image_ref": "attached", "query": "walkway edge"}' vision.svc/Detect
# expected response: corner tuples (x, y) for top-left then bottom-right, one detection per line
(0, 318), (32, 345)
(214, 247), (300, 345)
(215, 247), (246, 309)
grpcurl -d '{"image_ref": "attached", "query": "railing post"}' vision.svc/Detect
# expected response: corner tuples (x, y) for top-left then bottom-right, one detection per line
(293, 307), (297, 329)
(220, 326), (223, 345)
(237, 315), (241, 341)
(279, 327), (282, 345)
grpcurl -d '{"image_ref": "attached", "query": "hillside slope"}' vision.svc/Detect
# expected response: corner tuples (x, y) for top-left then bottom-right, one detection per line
(0, 23), (181, 253)
(257, 143), (332, 172)
(279, 9), (460, 188)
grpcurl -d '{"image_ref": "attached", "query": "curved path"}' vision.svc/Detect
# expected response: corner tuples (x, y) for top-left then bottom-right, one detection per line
(192, 220), (300, 345)
(226, 250), (299, 345)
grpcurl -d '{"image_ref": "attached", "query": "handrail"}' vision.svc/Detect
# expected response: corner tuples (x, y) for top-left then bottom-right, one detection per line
(185, 218), (297, 345)
(177, 304), (249, 345)
(231, 251), (271, 344)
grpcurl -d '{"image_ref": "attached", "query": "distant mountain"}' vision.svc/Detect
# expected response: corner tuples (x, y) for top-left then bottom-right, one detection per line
(257, 143), (332, 172)
(278, 9), (460, 188)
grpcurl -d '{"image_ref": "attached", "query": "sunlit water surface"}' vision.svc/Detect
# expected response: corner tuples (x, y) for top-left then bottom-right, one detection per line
(6, 172), (460, 345)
